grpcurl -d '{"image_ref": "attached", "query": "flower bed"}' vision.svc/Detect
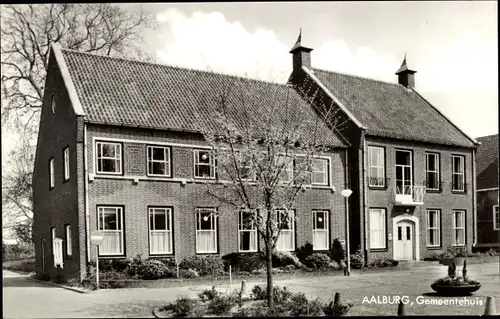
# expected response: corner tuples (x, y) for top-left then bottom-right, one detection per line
(430, 260), (481, 296)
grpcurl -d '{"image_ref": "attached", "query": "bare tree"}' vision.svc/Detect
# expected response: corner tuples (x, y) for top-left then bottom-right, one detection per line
(192, 73), (345, 309)
(1, 3), (157, 240)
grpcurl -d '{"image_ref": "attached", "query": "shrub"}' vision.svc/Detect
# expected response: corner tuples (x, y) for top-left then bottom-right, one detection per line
(287, 292), (308, 316)
(296, 242), (314, 262)
(251, 284), (292, 304)
(2, 243), (35, 261)
(328, 260), (341, 270)
(368, 258), (399, 268)
(126, 255), (144, 277)
(169, 296), (199, 317)
(271, 250), (305, 269)
(140, 259), (176, 280)
(198, 286), (220, 302)
(282, 264), (296, 273)
(330, 238), (346, 263)
(207, 294), (238, 315)
(350, 248), (364, 269)
(222, 252), (264, 273)
(111, 259), (131, 272)
(448, 261), (457, 278)
(179, 255), (225, 277)
(303, 253), (332, 270)
(179, 268), (200, 279)
(323, 300), (353, 316)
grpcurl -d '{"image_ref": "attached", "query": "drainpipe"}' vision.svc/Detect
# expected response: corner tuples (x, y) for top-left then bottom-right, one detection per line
(362, 131), (368, 264)
(472, 147), (477, 246)
(84, 123), (90, 263)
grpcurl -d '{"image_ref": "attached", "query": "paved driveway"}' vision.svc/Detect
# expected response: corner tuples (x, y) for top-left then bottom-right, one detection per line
(3, 262), (500, 317)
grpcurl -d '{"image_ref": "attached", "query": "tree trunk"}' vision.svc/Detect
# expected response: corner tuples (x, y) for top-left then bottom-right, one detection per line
(266, 241), (274, 309)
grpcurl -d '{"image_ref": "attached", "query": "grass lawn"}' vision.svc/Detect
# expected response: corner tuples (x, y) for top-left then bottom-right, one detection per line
(2, 259), (35, 274)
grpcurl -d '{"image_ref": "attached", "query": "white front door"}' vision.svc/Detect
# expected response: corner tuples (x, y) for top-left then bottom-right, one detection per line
(394, 221), (414, 260)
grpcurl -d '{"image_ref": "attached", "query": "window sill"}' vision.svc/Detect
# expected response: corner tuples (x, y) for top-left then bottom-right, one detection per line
(426, 246), (442, 250)
(195, 252), (219, 255)
(369, 248), (388, 252)
(98, 255), (126, 259)
(451, 191), (468, 195)
(425, 189), (442, 194)
(368, 186), (387, 191)
(149, 253), (174, 257)
(237, 250), (259, 254)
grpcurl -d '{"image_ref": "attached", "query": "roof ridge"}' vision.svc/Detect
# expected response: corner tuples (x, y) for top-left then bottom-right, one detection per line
(60, 48), (289, 87)
(476, 133), (499, 139)
(312, 66), (402, 87)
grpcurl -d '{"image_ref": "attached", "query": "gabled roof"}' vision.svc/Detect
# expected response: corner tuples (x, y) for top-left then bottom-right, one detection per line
(476, 134), (499, 189)
(310, 68), (476, 148)
(55, 46), (347, 148)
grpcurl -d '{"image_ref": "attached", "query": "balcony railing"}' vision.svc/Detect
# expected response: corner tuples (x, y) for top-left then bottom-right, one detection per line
(394, 184), (425, 206)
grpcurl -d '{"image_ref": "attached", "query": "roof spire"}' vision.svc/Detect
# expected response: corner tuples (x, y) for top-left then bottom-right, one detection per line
(396, 53), (414, 75)
(289, 28), (310, 53)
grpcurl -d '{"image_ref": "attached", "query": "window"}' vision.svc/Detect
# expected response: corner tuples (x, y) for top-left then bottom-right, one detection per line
(64, 147), (70, 181)
(65, 225), (72, 256)
(276, 210), (295, 251)
(194, 150), (216, 179)
(97, 206), (124, 255)
(49, 158), (55, 188)
(452, 155), (465, 192)
(311, 159), (329, 185)
(196, 208), (217, 253)
(425, 153), (440, 190)
(277, 156), (293, 183)
(493, 205), (499, 231)
(238, 211), (257, 252)
(426, 210), (441, 247)
(149, 207), (173, 254)
(239, 157), (255, 181)
(369, 208), (386, 249)
(368, 146), (385, 187)
(147, 146), (171, 177)
(395, 150), (412, 195)
(312, 210), (329, 250)
(51, 95), (56, 114)
(452, 210), (466, 246)
(96, 142), (122, 174)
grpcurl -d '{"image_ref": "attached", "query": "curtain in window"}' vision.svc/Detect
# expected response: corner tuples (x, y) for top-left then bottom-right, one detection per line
(150, 231), (172, 254)
(196, 230), (216, 253)
(276, 230), (294, 251)
(101, 231), (122, 255)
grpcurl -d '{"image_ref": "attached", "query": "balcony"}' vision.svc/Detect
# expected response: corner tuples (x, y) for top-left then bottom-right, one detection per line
(394, 185), (425, 206)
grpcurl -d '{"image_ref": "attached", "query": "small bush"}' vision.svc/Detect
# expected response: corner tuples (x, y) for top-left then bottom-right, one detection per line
(323, 300), (353, 316)
(296, 242), (314, 262)
(303, 253), (332, 270)
(251, 284), (292, 304)
(328, 260), (341, 270)
(2, 243), (35, 261)
(179, 268), (200, 279)
(179, 255), (224, 277)
(222, 252), (264, 273)
(330, 238), (346, 263)
(207, 294), (237, 315)
(141, 259), (169, 280)
(271, 250), (305, 269)
(282, 264), (296, 273)
(287, 292), (309, 316)
(368, 258), (399, 268)
(126, 255), (144, 277)
(170, 296), (199, 317)
(350, 248), (364, 269)
(111, 259), (131, 272)
(198, 286), (220, 302)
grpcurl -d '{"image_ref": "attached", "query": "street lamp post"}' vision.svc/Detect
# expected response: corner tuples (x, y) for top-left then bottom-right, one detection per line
(341, 189), (353, 276)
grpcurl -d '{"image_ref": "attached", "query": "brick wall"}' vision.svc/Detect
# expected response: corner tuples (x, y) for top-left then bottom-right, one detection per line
(364, 136), (475, 261)
(33, 53), (82, 280)
(476, 189), (499, 246)
(85, 124), (348, 261)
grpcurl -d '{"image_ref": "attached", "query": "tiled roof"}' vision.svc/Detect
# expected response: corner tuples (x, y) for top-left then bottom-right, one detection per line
(311, 68), (475, 148)
(476, 134), (499, 189)
(60, 49), (347, 148)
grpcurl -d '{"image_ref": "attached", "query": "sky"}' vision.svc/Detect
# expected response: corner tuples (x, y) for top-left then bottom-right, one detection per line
(139, 1), (498, 139)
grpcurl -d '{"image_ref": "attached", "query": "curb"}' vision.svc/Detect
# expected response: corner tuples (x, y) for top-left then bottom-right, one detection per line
(30, 278), (91, 294)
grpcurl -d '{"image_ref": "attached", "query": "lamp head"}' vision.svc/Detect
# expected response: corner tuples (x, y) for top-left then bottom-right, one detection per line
(340, 189), (353, 198)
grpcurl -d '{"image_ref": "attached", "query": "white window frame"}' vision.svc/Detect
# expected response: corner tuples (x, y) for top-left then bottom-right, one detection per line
(64, 147), (70, 181)
(368, 146), (385, 187)
(425, 153), (440, 190)
(369, 208), (386, 249)
(49, 158), (55, 188)
(277, 156), (293, 184)
(451, 155), (465, 192)
(311, 158), (329, 186)
(195, 208), (218, 253)
(51, 227), (56, 255)
(65, 225), (72, 256)
(276, 209), (295, 251)
(149, 207), (173, 255)
(97, 206), (124, 256)
(395, 150), (413, 195)
(493, 205), (499, 231)
(426, 210), (441, 247)
(312, 210), (329, 250)
(238, 211), (258, 252)
(193, 150), (216, 179)
(452, 210), (466, 246)
(95, 141), (122, 175)
(147, 146), (171, 177)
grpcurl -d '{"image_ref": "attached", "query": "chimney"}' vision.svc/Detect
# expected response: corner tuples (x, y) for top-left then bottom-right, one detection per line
(290, 29), (313, 71)
(395, 54), (417, 89)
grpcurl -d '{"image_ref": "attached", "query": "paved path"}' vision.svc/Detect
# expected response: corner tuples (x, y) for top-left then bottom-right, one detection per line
(3, 262), (500, 317)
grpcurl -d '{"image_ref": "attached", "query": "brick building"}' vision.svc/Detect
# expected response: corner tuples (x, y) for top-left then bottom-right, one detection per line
(34, 33), (479, 281)
(475, 134), (499, 250)
(288, 34), (479, 263)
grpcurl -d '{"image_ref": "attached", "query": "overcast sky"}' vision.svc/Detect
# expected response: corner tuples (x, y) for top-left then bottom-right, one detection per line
(141, 1), (498, 139)
(2, 2), (498, 171)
